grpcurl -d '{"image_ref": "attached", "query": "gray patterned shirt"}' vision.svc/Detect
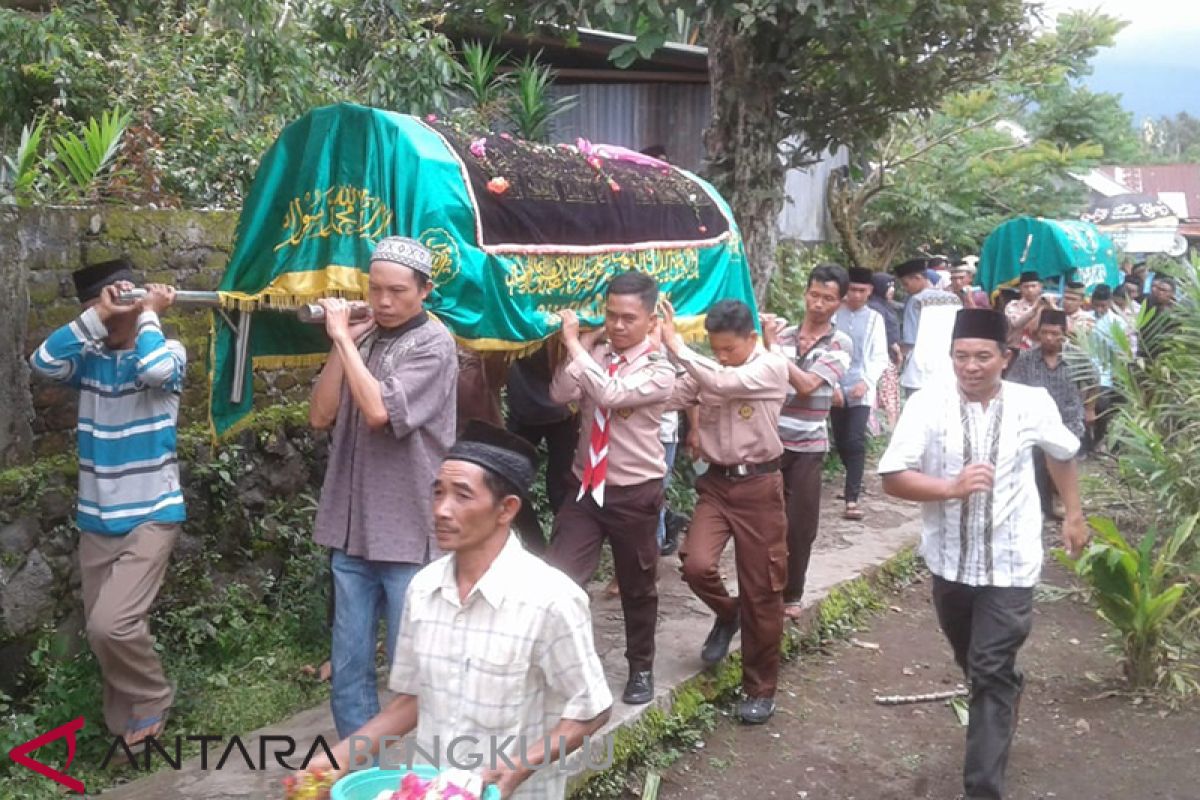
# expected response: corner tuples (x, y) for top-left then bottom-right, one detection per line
(313, 313), (458, 563)
(1007, 345), (1092, 439)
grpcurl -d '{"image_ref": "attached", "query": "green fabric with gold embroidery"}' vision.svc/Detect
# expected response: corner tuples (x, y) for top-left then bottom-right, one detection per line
(209, 102), (755, 438)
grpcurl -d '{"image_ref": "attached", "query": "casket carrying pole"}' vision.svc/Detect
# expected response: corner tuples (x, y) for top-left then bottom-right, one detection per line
(116, 289), (369, 405)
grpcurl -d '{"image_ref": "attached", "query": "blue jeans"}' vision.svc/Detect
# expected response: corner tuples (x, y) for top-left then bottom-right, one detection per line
(656, 441), (679, 547)
(330, 549), (421, 739)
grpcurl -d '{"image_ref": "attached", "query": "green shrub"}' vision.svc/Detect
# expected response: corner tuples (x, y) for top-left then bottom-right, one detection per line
(1093, 258), (1200, 532)
(1056, 515), (1200, 691)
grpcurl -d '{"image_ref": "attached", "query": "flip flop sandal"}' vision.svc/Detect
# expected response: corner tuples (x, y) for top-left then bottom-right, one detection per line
(123, 708), (170, 747)
(843, 504), (865, 520)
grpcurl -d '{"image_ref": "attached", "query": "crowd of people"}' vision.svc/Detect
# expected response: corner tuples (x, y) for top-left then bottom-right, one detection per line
(32, 237), (1176, 800)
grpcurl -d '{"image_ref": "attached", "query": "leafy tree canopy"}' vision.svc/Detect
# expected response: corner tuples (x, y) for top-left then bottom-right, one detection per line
(827, 11), (1145, 268)
(0, 0), (461, 205)
(448, 0), (1040, 295)
(1144, 112), (1200, 163)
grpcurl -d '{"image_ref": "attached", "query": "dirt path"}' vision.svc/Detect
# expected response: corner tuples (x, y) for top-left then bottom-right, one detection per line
(657, 527), (1200, 800)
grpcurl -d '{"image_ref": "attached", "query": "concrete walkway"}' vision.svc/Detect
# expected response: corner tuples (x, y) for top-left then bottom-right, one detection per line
(99, 474), (921, 799)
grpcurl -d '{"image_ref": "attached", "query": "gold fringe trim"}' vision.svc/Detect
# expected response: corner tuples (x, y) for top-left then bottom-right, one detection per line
(250, 353), (330, 370)
(218, 266), (369, 311)
(209, 404), (267, 443)
(205, 300), (711, 441)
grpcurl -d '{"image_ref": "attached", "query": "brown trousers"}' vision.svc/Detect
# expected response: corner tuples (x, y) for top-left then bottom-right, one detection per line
(79, 522), (178, 736)
(781, 450), (824, 605)
(679, 472), (787, 698)
(546, 478), (663, 672)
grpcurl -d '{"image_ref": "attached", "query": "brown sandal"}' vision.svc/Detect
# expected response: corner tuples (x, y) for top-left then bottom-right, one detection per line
(843, 503), (864, 521)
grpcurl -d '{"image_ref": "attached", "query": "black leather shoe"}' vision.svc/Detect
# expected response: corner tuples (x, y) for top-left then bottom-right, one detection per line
(622, 670), (654, 704)
(738, 696), (776, 724)
(700, 615), (739, 665)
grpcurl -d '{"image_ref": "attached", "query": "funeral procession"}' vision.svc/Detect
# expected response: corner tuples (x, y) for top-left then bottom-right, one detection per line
(2, 2), (1200, 800)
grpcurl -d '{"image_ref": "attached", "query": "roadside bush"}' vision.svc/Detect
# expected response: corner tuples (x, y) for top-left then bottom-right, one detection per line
(1097, 257), (1200, 534)
(1057, 515), (1199, 693)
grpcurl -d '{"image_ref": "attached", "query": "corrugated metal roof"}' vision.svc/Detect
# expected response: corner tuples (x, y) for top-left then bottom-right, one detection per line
(547, 83), (711, 172)
(574, 27), (708, 60)
(1098, 164), (1200, 220)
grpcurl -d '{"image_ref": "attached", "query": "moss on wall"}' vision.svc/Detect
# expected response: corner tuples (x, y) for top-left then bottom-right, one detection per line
(6, 205), (319, 460)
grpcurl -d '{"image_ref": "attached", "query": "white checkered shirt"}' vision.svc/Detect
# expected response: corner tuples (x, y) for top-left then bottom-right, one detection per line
(877, 380), (1079, 587)
(388, 533), (613, 800)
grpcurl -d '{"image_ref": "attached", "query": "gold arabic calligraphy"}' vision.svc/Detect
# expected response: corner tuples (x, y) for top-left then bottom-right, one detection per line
(274, 186), (395, 252)
(506, 249), (700, 297)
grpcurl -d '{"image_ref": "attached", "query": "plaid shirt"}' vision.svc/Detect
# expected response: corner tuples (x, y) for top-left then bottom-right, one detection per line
(389, 534), (613, 800)
(775, 324), (852, 453)
(1007, 346), (1093, 439)
(877, 381), (1079, 587)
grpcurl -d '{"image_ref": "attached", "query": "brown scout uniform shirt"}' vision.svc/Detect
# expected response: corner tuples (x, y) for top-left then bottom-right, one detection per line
(667, 343), (790, 466)
(313, 313), (458, 563)
(549, 338), (676, 487)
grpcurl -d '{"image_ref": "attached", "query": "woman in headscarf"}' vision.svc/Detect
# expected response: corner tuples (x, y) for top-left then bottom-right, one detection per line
(869, 271), (902, 430)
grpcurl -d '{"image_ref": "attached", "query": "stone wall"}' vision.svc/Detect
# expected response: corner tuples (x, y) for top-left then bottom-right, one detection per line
(0, 205), (345, 700)
(0, 224), (32, 466)
(0, 205), (319, 463)
(0, 406), (330, 698)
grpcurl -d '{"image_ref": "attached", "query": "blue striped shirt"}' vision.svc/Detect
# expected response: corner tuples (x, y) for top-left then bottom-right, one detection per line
(30, 307), (187, 535)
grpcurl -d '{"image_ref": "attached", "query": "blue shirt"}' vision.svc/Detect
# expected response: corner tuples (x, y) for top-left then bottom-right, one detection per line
(30, 307), (187, 534)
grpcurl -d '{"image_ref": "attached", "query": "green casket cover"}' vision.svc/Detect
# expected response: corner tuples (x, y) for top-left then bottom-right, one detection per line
(208, 102), (756, 438)
(978, 216), (1121, 294)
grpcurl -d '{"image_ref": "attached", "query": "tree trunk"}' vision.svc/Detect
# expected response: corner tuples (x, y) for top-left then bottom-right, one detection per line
(702, 17), (786, 305)
(827, 171), (868, 270)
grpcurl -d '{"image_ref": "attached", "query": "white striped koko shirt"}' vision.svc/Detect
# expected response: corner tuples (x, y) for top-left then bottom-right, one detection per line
(877, 381), (1079, 587)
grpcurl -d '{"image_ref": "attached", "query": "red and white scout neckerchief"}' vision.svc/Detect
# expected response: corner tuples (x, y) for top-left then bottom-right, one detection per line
(577, 340), (653, 507)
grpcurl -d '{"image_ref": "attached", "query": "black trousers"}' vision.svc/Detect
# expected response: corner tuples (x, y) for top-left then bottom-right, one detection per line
(1091, 388), (1121, 449)
(781, 451), (823, 605)
(829, 405), (871, 503)
(507, 415), (579, 553)
(1031, 447), (1055, 515)
(547, 479), (663, 671)
(932, 576), (1034, 800)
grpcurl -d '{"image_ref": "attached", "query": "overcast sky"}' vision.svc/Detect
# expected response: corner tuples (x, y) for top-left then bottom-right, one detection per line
(1036, 0), (1200, 118)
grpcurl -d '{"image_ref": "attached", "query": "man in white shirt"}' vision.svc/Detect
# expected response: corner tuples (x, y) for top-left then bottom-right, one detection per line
(895, 257), (962, 398)
(831, 266), (889, 520)
(877, 308), (1088, 800)
(301, 421), (613, 800)
(1087, 285), (1130, 451)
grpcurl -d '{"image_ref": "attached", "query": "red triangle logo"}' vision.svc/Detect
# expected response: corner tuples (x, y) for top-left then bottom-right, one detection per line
(7, 716), (86, 793)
